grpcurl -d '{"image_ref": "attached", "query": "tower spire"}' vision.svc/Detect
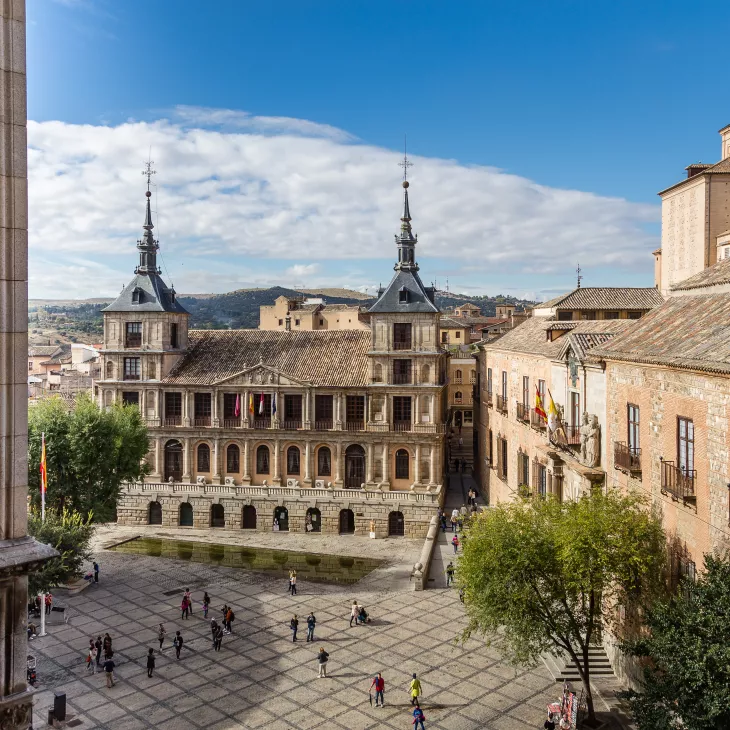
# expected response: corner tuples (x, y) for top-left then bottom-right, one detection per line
(395, 141), (418, 271)
(136, 160), (160, 275)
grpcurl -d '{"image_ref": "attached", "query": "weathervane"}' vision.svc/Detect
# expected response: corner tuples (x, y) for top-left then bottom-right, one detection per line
(576, 263), (583, 289)
(398, 136), (413, 182)
(142, 159), (156, 191)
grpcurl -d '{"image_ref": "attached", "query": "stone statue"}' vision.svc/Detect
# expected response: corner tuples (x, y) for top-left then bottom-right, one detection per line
(580, 414), (600, 468)
(370, 519), (375, 533)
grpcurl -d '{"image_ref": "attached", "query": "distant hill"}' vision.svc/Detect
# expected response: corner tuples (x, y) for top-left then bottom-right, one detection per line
(28, 286), (535, 345)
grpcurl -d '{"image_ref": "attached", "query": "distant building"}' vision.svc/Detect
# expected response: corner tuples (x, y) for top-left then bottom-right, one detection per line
(260, 295), (369, 331)
(532, 287), (663, 321)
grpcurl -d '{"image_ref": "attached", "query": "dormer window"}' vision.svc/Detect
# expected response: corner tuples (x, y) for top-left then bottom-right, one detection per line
(131, 287), (142, 304)
(399, 286), (409, 304)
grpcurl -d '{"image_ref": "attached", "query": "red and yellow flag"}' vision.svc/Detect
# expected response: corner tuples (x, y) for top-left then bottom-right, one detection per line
(534, 385), (547, 420)
(40, 434), (47, 494)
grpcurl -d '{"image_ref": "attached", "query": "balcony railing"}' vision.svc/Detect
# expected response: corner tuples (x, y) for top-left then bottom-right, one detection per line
(164, 416), (182, 427)
(516, 402), (530, 423)
(661, 460), (696, 502)
(393, 340), (412, 351)
(553, 422), (580, 447)
(252, 418), (272, 429)
(392, 421), (412, 432)
(614, 442), (641, 474)
(314, 420), (333, 431)
(530, 409), (546, 430)
(193, 416), (211, 427)
(345, 421), (365, 432)
(223, 418), (241, 429)
(496, 395), (507, 414)
(453, 377), (463, 385)
(125, 335), (141, 348)
(123, 374), (140, 381)
(454, 396), (463, 404)
(392, 373), (412, 385)
(282, 419), (302, 430)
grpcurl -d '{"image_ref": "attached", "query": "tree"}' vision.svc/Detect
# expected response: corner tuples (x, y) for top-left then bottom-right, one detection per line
(28, 393), (150, 521)
(27, 508), (95, 595)
(457, 489), (666, 724)
(621, 553), (730, 730)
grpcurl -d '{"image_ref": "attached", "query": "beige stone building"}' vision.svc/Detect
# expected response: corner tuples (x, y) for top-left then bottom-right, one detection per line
(102, 178), (447, 538)
(655, 124), (730, 294)
(532, 287), (662, 320)
(259, 295), (369, 331)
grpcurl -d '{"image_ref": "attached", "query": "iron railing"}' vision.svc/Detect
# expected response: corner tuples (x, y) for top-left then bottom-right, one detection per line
(164, 416), (181, 427)
(345, 421), (365, 432)
(314, 420), (333, 431)
(223, 418), (241, 429)
(252, 418), (271, 429)
(281, 419), (302, 430)
(496, 395), (507, 414)
(193, 416), (211, 427)
(614, 442), (641, 474)
(516, 402), (530, 423)
(661, 460), (696, 501)
(530, 409), (546, 430)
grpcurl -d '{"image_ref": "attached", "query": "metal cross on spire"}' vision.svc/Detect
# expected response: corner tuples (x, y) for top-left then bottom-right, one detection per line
(142, 159), (156, 191)
(398, 136), (413, 181)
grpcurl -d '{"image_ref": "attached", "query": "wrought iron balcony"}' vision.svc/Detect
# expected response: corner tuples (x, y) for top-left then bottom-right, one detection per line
(314, 420), (333, 431)
(252, 418), (272, 429)
(163, 416), (181, 427)
(661, 460), (696, 502)
(392, 373), (412, 385)
(530, 409), (546, 430)
(345, 421), (365, 432)
(516, 402), (530, 423)
(282, 419), (302, 430)
(193, 416), (211, 427)
(392, 421), (412, 432)
(223, 418), (241, 429)
(614, 442), (641, 474)
(496, 395), (507, 414)
(393, 340), (412, 351)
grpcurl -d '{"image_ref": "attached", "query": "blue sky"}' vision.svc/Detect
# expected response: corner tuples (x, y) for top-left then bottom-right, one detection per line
(27, 0), (730, 299)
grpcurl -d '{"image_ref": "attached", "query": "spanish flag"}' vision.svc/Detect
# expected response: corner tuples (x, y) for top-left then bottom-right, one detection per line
(248, 393), (254, 417)
(40, 433), (47, 494)
(534, 385), (547, 420)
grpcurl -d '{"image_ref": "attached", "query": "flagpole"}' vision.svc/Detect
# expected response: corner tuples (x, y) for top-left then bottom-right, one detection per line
(39, 432), (47, 637)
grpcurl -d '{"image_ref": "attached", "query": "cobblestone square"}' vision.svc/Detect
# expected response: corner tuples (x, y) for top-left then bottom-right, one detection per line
(29, 526), (567, 730)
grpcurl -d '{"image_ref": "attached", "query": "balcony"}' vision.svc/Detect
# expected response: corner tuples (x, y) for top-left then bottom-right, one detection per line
(252, 418), (272, 429)
(516, 402), (530, 423)
(193, 416), (211, 427)
(314, 420), (333, 431)
(487, 392), (493, 408)
(164, 416), (182, 427)
(530, 409), (546, 430)
(661, 460), (696, 502)
(496, 395), (507, 414)
(561, 422), (581, 447)
(392, 373), (412, 385)
(453, 377), (463, 385)
(282, 419), (302, 430)
(614, 442), (641, 474)
(392, 421), (412, 432)
(125, 334), (141, 348)
(123, 374), (140, 381)
(345, 421), (365, 432)
(223, 418), (241, 429)
(393, 340), (412, 351)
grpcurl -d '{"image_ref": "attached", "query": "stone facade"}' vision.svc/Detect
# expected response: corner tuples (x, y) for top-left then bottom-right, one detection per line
(259, 295), (369, 332)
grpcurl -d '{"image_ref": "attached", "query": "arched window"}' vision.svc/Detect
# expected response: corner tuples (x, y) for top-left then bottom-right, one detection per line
(179, 502), (193, 527)
(226, 444), (240, 473)
(455, 369), (462, 381)
(286, 446), (300, 475)
(345, 444), (366, 489)
(197, 443), (211, 472)
(317, 446), (331, 476)
(148, 501), (162, 525)
(395, 449), (410, 479)
(211, 504), (225, 528)
(373, 363), (383, 383)
(470, 370), (476, 383)
(455, 391), (463, 403)
(256, 445), (270, 474)
(105, 360), (114, 379)
(242, 505), (257, 529)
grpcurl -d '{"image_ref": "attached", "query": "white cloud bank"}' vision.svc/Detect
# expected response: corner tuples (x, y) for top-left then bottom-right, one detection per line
(27, 109), (658, 298)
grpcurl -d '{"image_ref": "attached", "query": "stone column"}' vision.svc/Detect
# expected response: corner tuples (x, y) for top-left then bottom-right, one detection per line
(0, 5), (56, 726)
(212, 438), (221, 484)
(304, 441), (311, 485)
(382, 443), (390, 487)
(334, 442), (342, 485)
(429, 445), (437, 485)
(242, 440), (251, 483)
(243, 389), (250, 427)
(183, 389), (191, 427)
(429, 393), (434, 423)
(273, 439), (281, 485)
(182, 438), (191, 482)
(335, 392), (343, 430)
(153, 437), (162, 479)
(366, 443), (374, 483)
(414, 393), (420, 427)
(304, 389), (311, 429)
(212, 390), (219, 427)
(414, 445), (421, 485)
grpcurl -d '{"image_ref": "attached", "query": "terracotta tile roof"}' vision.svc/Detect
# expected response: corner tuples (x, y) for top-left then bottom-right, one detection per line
(591, 294), (730, 374)
(40, 345), (72, 365)
(28, 345), (62, 357)
(538, 287), (663, 311)
(660, 157), (730, 194)
(670, 256), (730, 291)
(163, 330), (371, 387)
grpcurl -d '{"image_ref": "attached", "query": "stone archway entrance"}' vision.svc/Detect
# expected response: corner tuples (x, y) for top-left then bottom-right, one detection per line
(345, 445), (365, 489)
(148, 501), (162, 525)
(306, 507), (321, 532)
(339, 508), (355, 534)
(274, 506), (289, 532)
(179, 502), (193, 527)
(242, 505), (257, 529)
(388, 510), (405, 537)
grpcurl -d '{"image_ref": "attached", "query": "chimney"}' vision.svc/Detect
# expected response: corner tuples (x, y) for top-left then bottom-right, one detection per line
(721, 124), (730, 160)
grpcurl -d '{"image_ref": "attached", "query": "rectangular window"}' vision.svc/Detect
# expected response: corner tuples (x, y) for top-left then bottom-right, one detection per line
(678, 417), (694, 474)
(570, 392), (581, 427)
(194, 393), (211, 426)
(501, 371), (507, 399)
(122, 391), (139, 406)
(392, 395), (412, 425)
(278, 318), (283, 326)
(604, 311), (619, 320)
(393, 323), (413, 350)
(125, 322), (142, 348)
(393, 359), (412, 384)
(284, 394), (303, 426)
(441, 332), (448, 343)
(295, 319), (300, 326)
(557, 311), (573, 321)
(227, 446), (240, 473)
(223, 393), (238, 419)
(497, 437), (508, 480)
(455, 331), (461, 339)
(627, 311), (642, 319)
(346, 395), (365, 424)
(464, 410), (473, 424)
(522, 376), (530, 406)
(538, 379), (546, 401)
(315, 394), (333, 423)
(582, 311), (596, 320)
(170, 323), (178, 348)
(488, 429), (493, 464)
(487, 368), (492, 395)
(123, 357), (141, 380)
(165, 392), (182, 417)
(28, 361), (32, 371)
(518, 452), (529, 486)
(532, 461), (547, 497)
(628, 403), (640, 453)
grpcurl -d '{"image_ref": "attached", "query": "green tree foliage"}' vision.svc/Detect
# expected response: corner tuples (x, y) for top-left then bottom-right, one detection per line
(457, 489), (666, 723)
(28, 394), (150, 521)
(27, 508), (95, 595)
(622, 553), (730, 730)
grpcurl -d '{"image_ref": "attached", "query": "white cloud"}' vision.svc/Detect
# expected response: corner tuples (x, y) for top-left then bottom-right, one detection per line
(27, 109), (659, 298)
(284, 263), (322, 281)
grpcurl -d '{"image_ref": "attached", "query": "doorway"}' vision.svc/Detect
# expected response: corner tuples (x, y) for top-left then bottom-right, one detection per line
(164, 440), (183, 481)
(345, 445), (365, 489)
(339, 508), (355, 534)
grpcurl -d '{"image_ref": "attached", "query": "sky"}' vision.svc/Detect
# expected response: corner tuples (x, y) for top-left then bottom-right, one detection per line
(27, 0), (730, 300)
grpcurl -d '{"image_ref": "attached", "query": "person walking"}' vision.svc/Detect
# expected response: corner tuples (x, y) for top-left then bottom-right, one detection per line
(409, 673), (422, 706)
(95, 636), (103, 667)
(452, 534), (460, 554)
(184, 588), (193, 614)
(103, 633), (113, 660)
(203, 592), (210, 619)
(180, 596), (189, 620)
(349, 601), (359, 628)
(93, 561), (99, 584)
(225, 606), (235, 634)
(158, 624), (166, 651)
(214, 624), (223, 652)
(459, 587), (465, 604)
(445, 562), (455, 587)
(317, 647), (329, 678)
(173, 631), (183, 659)
(85, 648), (95, 675)
(370, 672), (385, 707)
(290, 614), (299, 642)
(306, 612), (316, 642)
(45, 593), (52, 615)
(146, 648), (155, 678)
(103, 657), (115, 687)
(290, 571), (297, 596)
(450, 510), (458, 532)
(437, 508), (446, 533)
(412, 703), (426, 729)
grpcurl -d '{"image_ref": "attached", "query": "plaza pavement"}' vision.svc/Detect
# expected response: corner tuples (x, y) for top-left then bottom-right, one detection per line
(27, 492), (609, 730)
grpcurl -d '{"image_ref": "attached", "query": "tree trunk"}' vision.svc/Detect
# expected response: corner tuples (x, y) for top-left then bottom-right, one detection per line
(582, 644), (596, 723)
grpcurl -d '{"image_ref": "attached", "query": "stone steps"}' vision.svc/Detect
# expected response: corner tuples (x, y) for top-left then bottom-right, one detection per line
(542, 645), (615, 683)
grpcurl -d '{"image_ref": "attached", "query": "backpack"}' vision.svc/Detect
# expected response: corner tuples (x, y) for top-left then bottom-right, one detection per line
(228, 611), (235, 622)
(173, 636), (179, 647)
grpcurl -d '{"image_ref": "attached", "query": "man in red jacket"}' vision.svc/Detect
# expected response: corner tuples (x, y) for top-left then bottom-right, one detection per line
(370, 672), (385, 707)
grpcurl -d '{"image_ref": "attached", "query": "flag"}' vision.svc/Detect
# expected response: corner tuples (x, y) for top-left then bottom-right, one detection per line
(546, 392), (559, 433)
(259, 393), (264, 416)
(272, 393), (277, 415)
(234, 394), (240, 418)
(248, 393), (254, 417)
(40, 434), (47, 494)
(534, 385), (547, 420)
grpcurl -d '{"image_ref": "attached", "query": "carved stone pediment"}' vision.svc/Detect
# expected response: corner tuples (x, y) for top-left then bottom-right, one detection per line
(213, 364), (311, 388)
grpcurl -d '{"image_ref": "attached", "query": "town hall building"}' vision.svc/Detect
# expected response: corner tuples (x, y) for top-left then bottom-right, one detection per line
(99, 174), (447, 537)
